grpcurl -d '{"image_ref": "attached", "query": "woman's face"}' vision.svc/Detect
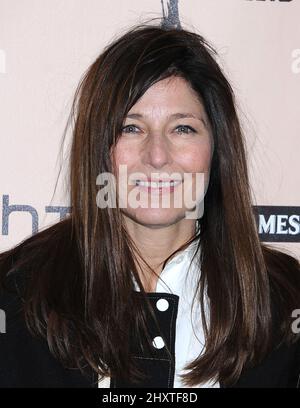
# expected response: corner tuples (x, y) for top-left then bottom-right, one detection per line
(111, 75), (214, 228)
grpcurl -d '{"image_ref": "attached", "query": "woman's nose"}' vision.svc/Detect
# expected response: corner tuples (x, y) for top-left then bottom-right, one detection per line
(142, 134), (172, 169)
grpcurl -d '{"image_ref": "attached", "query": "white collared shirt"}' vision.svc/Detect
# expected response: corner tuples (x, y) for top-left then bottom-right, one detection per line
(99, 239), (219, 388)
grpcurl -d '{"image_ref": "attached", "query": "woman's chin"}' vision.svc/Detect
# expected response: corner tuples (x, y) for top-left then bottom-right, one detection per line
(125, 208), (185, 227)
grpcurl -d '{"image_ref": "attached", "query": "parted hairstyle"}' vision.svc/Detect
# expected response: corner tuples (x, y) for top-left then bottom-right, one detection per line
(1, 18), (300, 387)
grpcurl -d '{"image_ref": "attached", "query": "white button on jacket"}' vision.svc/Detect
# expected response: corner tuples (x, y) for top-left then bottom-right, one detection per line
(156, 298), (169, 312)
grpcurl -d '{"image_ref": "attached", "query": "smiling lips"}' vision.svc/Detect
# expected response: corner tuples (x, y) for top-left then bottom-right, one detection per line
(135, 179), (181, 187)
(134, 179), (182, 193)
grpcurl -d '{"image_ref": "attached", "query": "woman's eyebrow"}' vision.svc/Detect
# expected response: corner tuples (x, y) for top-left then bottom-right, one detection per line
(126, 112), (208, 129)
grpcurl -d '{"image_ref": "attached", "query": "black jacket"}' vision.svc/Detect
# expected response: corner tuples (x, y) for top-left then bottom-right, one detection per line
(0, 268), (299, 388)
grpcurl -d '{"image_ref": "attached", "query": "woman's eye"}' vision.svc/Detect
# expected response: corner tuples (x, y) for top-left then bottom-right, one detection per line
(121, 124), (196, 135)
(121, 125), (140, 133)
(176, 125), (196, 134)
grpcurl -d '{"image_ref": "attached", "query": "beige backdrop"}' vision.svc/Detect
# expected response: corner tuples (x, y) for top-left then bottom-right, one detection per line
(0, 0), (299, 258)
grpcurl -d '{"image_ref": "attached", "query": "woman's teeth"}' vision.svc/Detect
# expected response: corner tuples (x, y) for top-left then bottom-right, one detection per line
(135, 180), (181, 187)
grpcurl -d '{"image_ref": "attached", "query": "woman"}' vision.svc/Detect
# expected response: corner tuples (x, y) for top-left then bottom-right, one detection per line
(0, 19), (299, 388)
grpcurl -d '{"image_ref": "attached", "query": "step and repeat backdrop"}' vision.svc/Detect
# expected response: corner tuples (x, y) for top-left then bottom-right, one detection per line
(0, 0), (299, 258)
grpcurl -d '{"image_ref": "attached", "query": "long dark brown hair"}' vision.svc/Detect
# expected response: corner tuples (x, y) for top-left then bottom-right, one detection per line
(1, 18), (300, 387)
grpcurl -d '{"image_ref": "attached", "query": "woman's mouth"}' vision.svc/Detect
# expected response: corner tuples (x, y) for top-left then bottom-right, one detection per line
(134, 179), (182, 194)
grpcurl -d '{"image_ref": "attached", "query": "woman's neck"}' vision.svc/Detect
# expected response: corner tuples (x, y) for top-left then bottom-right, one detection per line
(123, 216), (197, 291)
